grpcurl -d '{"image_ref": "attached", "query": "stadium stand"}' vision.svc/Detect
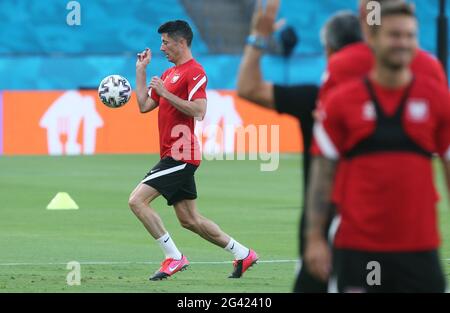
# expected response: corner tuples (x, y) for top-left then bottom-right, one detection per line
(181, 0), (255, 54)
(0, 0), (448, 89)
(0, 0), (207, 54)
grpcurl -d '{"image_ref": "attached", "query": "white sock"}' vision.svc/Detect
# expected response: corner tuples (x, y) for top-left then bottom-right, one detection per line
(224, 238), (250, 260)
(156, 233), (182, 260)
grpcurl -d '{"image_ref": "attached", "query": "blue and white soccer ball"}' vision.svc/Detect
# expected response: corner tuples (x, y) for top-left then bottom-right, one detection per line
(98, 74), (132, 108)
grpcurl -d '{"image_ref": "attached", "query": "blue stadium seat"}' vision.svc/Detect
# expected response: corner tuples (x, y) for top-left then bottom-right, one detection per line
(0, 0), (447, 90)
(0, 0), (207, 54)
(279, 0), (449, 56)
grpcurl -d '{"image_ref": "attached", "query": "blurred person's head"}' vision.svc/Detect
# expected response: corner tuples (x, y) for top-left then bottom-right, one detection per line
(321, 11), (363, 58)
(358, 0), (404, 39)
(367, 2), (417, 70)
(158, 20), (193, 64)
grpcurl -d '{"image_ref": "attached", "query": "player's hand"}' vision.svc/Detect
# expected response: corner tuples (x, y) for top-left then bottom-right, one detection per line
(136, 48), (151, 69)
(251, 0), (285, 37)
(150, 76), (167, 97)
(304, 235), (332, 282)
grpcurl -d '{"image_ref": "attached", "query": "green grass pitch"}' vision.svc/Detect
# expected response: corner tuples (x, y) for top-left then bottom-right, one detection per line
(0, 154), (448, 292)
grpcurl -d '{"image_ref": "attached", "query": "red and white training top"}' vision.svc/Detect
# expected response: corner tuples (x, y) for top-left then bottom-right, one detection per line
(149, 58), (207, 166)
(312, 75), (450, 252)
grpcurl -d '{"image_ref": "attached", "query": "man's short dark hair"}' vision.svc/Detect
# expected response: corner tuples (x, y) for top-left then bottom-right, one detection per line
(359, 0), (404, 18)
(321, 11), (363, 52)
(370, 2), (416, 33)
(380, 1), (415, 18)
(158, 20), (193, 47)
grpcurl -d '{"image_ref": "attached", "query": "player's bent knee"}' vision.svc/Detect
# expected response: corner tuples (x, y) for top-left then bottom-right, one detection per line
(179, 218), (200, 232)
(179, 220), (195, 231)
(128, 195), (143, 214)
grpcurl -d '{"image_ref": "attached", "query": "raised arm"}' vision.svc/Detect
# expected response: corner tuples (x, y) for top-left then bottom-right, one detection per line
(136, 48), (159, 113)
(237, 0), (283, 109)
(238, 47), (274, 109)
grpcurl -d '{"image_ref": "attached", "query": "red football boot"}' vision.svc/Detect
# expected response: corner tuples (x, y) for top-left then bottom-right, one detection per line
(149, 255), (189, 281)
(228, 249), (258, 278)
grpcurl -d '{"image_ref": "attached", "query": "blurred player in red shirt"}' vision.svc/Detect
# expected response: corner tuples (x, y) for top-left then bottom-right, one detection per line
(309, 0), (448, 292)
(237, 0), (366, 292)
(318, 0), (448, 235)
(238, 0), (448, 293)
(305, 2), (450, 292)
(319, 0), (447, 103)
(131, 20), (258, 281)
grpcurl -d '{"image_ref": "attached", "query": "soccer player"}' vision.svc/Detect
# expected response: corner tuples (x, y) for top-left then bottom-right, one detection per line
(132, 20), (258, 281)
(306, 2), (450, 292)
(237, 0), (363, 293)
(239, 0), (448, 292)
(320, 0), (447, 101)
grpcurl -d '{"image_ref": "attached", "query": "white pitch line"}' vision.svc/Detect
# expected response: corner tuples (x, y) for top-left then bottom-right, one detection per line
(0, 258), (449, 267)
(0, 259), (299, 267)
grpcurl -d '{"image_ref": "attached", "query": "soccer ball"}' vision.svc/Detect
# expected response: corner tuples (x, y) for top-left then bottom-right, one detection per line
(98, 75), (132, 108)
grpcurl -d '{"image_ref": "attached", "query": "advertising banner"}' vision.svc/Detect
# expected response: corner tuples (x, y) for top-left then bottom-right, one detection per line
(1, 90), (303, 156)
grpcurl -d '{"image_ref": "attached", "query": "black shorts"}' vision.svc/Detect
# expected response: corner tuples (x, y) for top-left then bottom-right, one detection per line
(141, 157), (198, 206)
(331, 248), (446, 293)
